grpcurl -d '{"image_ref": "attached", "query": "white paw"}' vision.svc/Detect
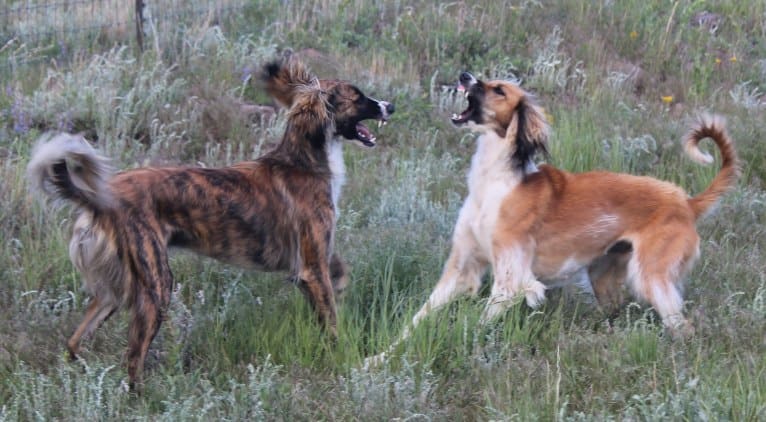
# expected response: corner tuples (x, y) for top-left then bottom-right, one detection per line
(363, 352), (387, 370)
(524, 280), (547, 308)
(663, 314), (694, 338)
(481, 294), (514, 323)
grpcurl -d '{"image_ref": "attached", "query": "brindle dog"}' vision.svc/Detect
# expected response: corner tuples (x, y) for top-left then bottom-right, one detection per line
(27, 56), (393, 390)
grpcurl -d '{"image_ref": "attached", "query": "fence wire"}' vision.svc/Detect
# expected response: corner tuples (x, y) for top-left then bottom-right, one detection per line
(0, 0), (247, 76)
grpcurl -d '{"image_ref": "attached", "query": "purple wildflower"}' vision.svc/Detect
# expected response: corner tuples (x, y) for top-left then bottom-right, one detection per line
(240, 64), (257, 82)
(11, 98), (30, 134)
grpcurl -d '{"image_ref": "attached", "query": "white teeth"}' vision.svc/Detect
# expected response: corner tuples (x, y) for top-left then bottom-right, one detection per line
(464, 91), (469, 99)
(451, 113), (459, 120)
(377, 120), (382, 128)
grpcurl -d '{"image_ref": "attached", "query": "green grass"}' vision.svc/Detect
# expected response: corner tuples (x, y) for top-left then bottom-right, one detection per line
(1, 0), (765, 420)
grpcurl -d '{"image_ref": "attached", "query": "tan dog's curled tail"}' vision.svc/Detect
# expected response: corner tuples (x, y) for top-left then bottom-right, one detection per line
(684, 114), (739, 219)
(27, 133), (114, 212)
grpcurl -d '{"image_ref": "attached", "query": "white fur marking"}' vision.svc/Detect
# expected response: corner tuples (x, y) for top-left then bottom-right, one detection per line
(553, 257), (583, 279)
(625, 247), (644, 300)
(650, 282), (686, 329)
(462, 132), (523, 256)
(327, 140), (346, 217)
(585, 214), (620, 237)
(492, 247), (547, 310)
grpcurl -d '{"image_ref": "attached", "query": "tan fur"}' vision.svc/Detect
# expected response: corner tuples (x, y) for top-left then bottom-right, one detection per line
(379, 73), (738, 360)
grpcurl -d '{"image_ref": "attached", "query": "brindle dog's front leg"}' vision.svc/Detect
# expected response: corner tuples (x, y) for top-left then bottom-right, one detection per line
(296, 225), (338, 338)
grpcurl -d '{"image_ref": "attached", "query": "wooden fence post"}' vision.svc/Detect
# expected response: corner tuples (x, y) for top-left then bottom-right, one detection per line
(135, 0), (145, 53)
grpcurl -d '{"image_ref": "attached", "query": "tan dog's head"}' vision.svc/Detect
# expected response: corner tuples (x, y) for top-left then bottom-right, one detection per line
(452, 72), (549, 171)
(261, 54), (394, 148)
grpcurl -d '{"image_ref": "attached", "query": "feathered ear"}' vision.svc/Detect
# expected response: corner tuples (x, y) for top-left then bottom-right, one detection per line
(287, 84), (334, 148)
(509, 96), (550, 172)
(260, 52), (316, 108)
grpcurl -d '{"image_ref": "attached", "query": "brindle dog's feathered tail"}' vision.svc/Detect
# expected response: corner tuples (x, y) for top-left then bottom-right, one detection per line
(261, 52), (318, 108)
(27, 133), (114, 212)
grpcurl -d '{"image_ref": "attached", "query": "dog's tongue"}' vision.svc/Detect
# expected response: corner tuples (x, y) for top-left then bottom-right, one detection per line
(356, 123), (373, 143)
(456, 84), (466, 92)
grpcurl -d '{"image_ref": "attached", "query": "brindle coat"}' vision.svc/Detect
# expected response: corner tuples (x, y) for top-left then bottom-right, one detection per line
(27, 57), (393, 390)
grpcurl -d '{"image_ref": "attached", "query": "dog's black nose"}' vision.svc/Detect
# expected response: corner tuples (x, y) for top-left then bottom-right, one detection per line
(385, 102), (395, 114)
(459, 72), (473, 83)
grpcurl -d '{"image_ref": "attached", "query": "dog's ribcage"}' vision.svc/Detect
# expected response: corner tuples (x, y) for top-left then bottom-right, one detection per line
(106, 164), (334, 275)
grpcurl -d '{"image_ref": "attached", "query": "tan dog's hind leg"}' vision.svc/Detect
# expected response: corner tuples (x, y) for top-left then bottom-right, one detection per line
(628, 229), (699, 337)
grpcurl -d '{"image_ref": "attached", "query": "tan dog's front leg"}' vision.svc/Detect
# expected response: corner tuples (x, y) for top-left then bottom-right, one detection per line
(483, 244), (546, 323)
(365, 223), (487, 368)
(409, 244), (486, 333)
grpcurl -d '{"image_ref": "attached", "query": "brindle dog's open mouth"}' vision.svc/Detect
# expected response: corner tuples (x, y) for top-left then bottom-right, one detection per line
(355, 115), (391, 147)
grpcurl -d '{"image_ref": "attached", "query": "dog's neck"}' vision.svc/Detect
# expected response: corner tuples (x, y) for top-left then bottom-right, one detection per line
(467, 131), (524, 198)
(327, 138), (346, 215)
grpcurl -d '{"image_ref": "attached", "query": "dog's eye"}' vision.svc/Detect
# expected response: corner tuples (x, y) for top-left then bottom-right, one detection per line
(492, 86), (505, 96)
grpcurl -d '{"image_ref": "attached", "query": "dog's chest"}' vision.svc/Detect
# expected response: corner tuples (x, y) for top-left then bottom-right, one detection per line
(463, 181), (512, 255)
(327, 141), (346, 214)
(464, 134), (520, 255)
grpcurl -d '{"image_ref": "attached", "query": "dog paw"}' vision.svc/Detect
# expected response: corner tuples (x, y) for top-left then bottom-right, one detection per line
(524, 280), (547, 308)
(665, 315), (695, 339)
(363, 352), (387, 370)
(481, 295), (515, 323)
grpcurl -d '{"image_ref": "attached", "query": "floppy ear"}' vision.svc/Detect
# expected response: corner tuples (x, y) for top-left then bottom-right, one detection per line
(287, 85), (334, 149)
(509, 96), (550, 172)
(260, 53), (315, 108)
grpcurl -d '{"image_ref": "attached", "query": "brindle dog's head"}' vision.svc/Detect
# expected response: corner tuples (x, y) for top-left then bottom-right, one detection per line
(262, 54), (394, 148)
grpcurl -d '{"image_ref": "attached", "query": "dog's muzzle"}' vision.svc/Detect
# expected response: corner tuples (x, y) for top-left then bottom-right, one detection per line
(457, 72), (478, 93)
(376, 100), (395, 128)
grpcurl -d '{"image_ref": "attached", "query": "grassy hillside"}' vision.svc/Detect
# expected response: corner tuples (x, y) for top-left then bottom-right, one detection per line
(1, 1), (764, 419)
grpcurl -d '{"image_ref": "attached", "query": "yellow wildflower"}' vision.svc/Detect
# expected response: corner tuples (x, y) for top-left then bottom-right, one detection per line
(661, 95), (673, 104)
(629, 31), (638, 40)
(542, 108), (554, 124)
(715, 58), (722, 64)
(729, 55), (737, 62)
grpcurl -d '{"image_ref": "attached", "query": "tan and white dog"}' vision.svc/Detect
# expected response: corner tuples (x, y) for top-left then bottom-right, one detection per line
(391, 72), (738, 350)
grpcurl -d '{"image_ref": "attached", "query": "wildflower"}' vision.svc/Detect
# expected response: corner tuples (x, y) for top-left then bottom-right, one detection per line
(629, 31), (638, 40)
(240, 64), (256, 82)
(729, 55), (737, 63)
(715, 58), (722, 64)
(11, 99), (30, 134)
(57, 112), (74, 132)
(661, 95), (673, 104)
(541, 108), (554, 124)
